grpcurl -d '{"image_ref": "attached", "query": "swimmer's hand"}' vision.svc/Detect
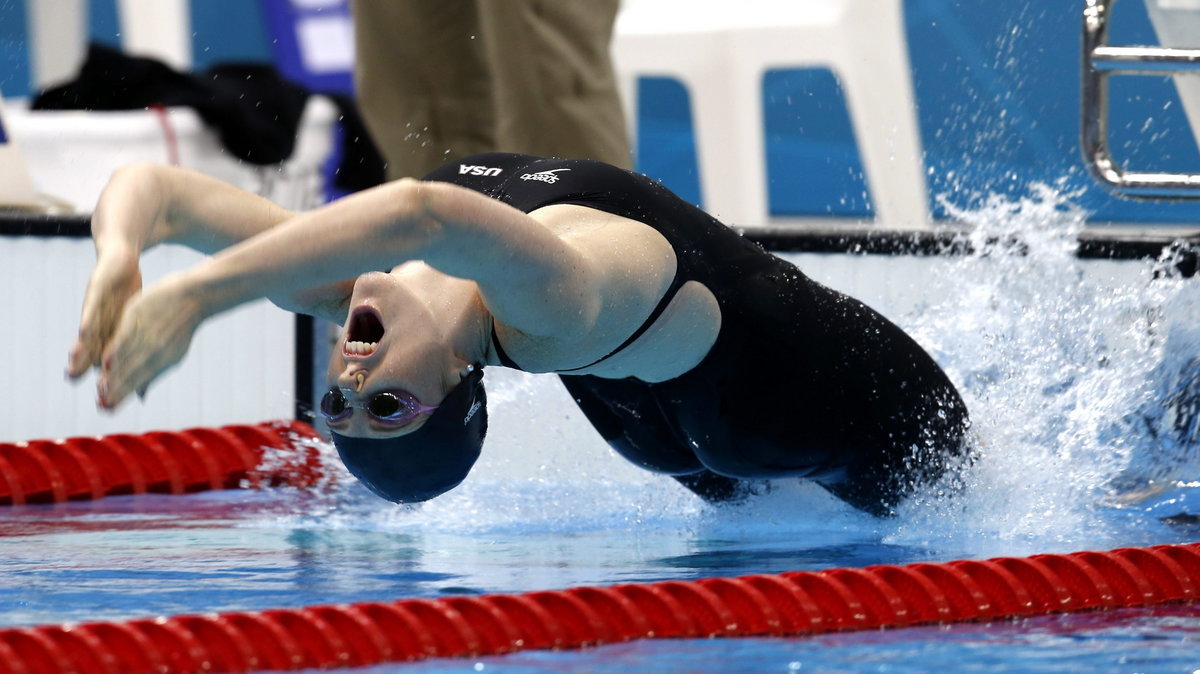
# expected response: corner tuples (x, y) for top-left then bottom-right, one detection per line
(67, 245), (142, 380)
(95, 274), (201, 409)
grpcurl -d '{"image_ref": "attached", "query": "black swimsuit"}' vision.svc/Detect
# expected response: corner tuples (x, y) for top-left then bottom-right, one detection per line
(423, 153), (971, 515)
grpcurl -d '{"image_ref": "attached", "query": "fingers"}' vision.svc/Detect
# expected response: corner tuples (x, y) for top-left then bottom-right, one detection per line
(97, 350), (142, 410)
(67, 320), (103, 379)
(67, 288), (100, 379)
(67, 305), (114, 380)
(100, 350), (168, 409)
(94, 292), (193, 409)
(97, 328), (152, 410)
(94, 302), (139, 408)
(66, 340), (89, 380)
(68, 255), (142, 380)
(79, 265), (196, 410)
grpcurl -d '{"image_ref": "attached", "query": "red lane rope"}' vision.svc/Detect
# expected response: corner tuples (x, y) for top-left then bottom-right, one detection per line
(0, 421), (325, 505)
(0, 542), (1195, 673)
(1, 423), (1197, 670)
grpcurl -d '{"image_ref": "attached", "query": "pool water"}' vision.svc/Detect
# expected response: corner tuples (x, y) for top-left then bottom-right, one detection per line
(0, 482), (1196, 672)
(4, 185), (1200, 671)
(406, 606), (1200, 673)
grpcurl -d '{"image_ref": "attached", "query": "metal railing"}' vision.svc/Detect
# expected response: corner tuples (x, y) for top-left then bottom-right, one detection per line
(1083, 0), (1200, 198)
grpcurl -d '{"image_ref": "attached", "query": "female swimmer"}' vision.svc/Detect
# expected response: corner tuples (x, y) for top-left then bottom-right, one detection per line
(68, 153), (970, 515)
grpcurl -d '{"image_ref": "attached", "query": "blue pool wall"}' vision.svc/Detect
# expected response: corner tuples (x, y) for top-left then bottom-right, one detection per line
(1, 0), (1197, 224)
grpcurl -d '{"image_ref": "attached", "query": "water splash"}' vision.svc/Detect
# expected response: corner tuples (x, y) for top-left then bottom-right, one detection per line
(890, 182), (1200, 553)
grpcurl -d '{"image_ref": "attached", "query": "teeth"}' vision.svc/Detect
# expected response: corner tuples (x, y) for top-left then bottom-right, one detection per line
(344, 340), (378, 355)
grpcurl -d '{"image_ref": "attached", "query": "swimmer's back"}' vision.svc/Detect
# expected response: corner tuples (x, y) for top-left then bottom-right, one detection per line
(426, 154), (970, 514)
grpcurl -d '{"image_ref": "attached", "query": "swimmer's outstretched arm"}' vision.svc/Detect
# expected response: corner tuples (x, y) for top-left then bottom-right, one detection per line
(179, 179), (598, 333)
(90, 163), (295, 255)
(94, 178), (599, 408)
(68, 164), (357, 380)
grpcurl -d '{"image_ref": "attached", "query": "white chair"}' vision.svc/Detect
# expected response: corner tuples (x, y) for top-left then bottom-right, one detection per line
(25, 0), (191, 89)
(115, 0), (192, 71)
(612, 0), (930, 229)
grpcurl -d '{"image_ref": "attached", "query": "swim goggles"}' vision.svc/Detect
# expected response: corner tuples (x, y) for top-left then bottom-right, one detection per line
(319, 388), (439, 426)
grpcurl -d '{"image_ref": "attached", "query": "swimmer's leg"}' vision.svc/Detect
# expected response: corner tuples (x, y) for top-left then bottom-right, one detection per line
(672, 470), (766, 504)
(818, 420), (975, 518)
(560, 375), (759, 502)
(815, 477), (899, 518)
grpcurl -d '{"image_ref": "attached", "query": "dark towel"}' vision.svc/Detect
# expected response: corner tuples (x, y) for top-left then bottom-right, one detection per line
(33, 43), (385, 192)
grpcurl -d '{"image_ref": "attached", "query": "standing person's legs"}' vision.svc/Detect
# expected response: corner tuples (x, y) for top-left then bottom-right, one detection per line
(351, 0), (496, 179)
(478, 0), (631, 169)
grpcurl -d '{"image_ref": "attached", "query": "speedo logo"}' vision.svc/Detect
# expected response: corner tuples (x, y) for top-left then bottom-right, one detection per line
(464, 400), (482, 424)
(520, 169), (570, 184)
(459, 164), (502, 177)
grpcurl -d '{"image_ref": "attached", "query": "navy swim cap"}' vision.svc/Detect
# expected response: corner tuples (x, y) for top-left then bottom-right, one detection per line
(330, 367), (487, 503)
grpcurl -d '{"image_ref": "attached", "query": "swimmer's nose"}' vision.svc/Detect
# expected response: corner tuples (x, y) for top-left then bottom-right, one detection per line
(338, 369), (368, 392)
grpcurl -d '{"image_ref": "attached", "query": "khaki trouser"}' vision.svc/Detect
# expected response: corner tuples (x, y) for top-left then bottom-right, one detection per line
(351, 0), (631, 180)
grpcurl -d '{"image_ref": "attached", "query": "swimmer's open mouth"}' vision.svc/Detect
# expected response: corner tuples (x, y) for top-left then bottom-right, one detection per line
(344, 306), (384, 357)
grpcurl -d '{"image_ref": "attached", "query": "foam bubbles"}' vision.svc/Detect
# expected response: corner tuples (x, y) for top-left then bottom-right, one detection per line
(889, 182), (1200, 553)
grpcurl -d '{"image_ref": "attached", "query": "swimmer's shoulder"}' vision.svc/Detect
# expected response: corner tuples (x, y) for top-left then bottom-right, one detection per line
(498, 205), (721, 381)
(530, 205), (678, 285)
